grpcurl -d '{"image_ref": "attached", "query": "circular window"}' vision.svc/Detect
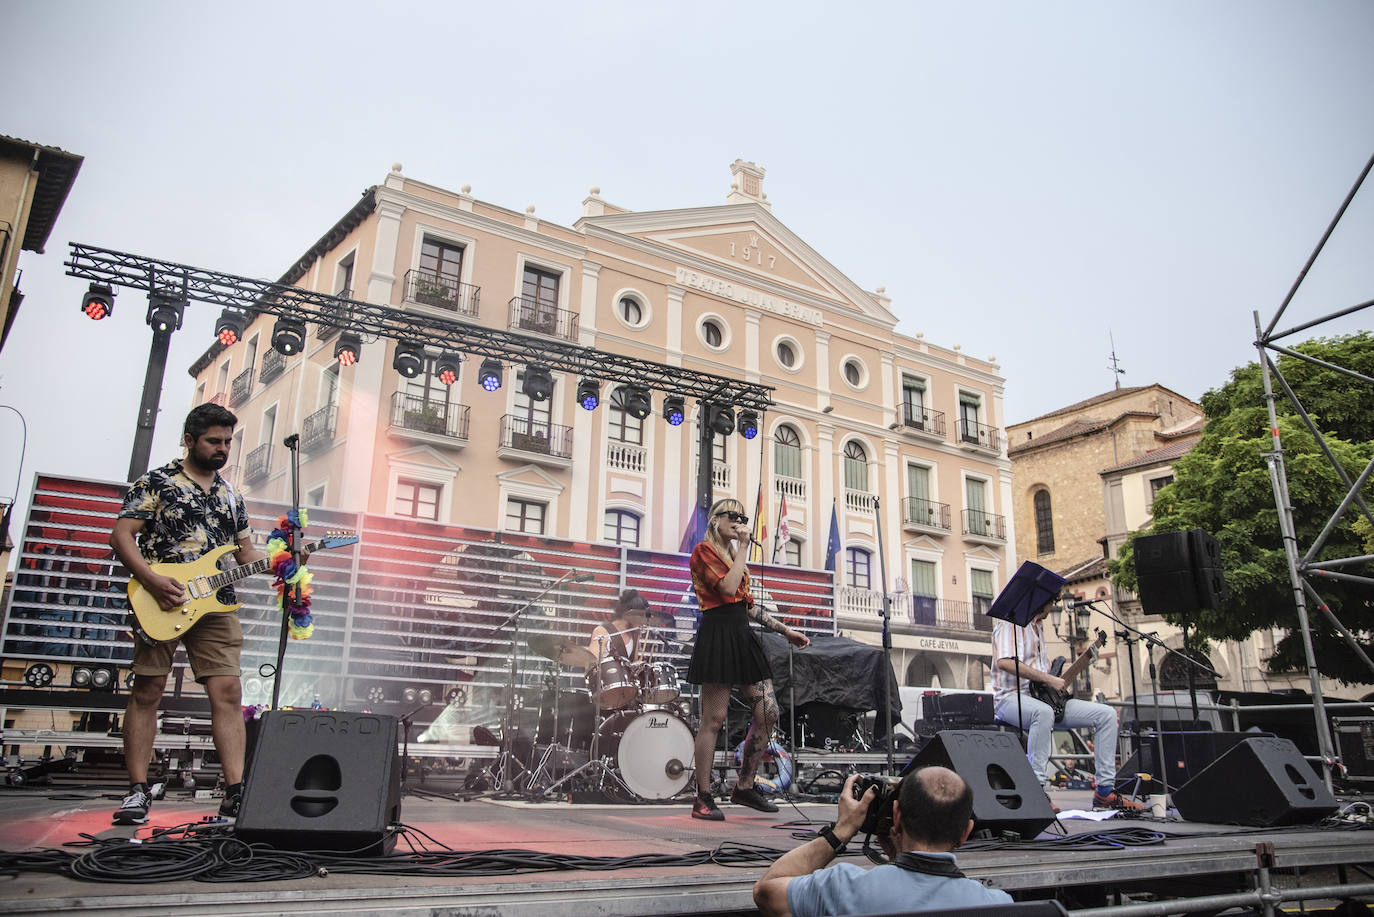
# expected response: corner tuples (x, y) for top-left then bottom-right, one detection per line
(842, 358), (867, 389)
(702, 319), (723, 348)
(777, 341), (795, 368)
(611, 289), (651, 330)
(619, 297), (641, 325)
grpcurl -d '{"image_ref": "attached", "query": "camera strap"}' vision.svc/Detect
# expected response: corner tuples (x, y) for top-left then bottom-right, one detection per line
(892, 851), (966, 879)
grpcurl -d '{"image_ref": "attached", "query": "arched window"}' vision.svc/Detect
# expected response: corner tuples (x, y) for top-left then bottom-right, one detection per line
(608, 386), (645, 444)
(1034, 489), (1055, 554)
(843, 441), (869, 492)
(774, 424), (803, 479)
(604, 509), (641, 547)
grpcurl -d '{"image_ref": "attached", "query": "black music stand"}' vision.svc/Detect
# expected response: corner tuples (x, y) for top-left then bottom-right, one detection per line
(985, 562), (1067, 753)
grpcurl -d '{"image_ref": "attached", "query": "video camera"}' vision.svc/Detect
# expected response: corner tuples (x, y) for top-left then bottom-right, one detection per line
(852, 774), (902, 836)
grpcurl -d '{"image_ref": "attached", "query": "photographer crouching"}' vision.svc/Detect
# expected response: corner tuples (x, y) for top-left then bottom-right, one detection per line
(753, 768), (1012, 916)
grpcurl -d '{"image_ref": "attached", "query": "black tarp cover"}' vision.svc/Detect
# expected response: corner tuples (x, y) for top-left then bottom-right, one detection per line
(759, 632), (901, 723)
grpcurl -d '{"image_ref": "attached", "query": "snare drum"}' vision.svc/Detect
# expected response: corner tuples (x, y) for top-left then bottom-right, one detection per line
(596, 709), (695, 800)
(586, 657), (637, 710)
(638, 661), (680, 704)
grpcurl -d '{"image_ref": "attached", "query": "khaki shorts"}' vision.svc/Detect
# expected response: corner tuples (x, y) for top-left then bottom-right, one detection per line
(131, 610), (244, 683)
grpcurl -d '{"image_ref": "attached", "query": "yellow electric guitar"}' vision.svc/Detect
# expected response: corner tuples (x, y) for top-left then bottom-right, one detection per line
(127, 532), (359, 643)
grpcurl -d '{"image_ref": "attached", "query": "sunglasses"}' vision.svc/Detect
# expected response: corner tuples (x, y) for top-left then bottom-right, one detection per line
(716, 511), (750, 525)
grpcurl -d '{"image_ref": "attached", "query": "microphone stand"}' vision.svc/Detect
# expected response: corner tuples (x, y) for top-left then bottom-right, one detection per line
(268, 434), (303, 712)
(869, 497), (895, 775)
(1076, 599), (1220, 799)
(490, 569), (578, 796)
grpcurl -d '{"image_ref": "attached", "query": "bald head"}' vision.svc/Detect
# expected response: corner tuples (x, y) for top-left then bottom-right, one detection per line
(897, 765), (974, 850)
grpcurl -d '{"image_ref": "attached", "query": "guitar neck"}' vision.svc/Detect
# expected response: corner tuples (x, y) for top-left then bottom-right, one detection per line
(1060, 646), (1097, 683)
(212, 540), (321, 588)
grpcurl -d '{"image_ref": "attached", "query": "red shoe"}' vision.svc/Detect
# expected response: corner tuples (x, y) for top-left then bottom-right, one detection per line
(1092, 790), (1144, 812)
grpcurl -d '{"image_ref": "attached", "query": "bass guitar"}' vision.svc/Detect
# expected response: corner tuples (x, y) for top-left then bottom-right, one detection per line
(1029, 629), (1107, 722)
(127, 532), (359, 643)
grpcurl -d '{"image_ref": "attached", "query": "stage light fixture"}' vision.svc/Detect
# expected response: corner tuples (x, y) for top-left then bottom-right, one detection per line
(90, 666), (115, 690)
(71, 666), (92, 687)
(522, 364), (554, 402)
(662, 395), (685, 426)
(24, 663), (55, 688)
(271, 316), (306, 355)
(145, 291), (185, 333)
(577, 378), (601, 411)
(436, 351), (462, 385)
(334, 332), (362, 366)
(393, 341), (424, 378)
(215, 308), (246, 346)
(418, 687), (433, 704)
(478, 358), (503, 392)
(710, 405), (736, 436)
(624, 386), (652, 420)
(738, 409), (759, 440)
(80, 282), (115, 320)
(403, 686), (418, 704)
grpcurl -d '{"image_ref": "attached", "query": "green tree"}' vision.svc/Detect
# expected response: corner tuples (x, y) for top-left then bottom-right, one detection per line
(1110, 332), (1374, 685)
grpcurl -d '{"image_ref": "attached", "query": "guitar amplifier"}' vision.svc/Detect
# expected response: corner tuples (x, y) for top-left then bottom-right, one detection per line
(925, 691), (994, 726)
(1334, 717), (1374, 783)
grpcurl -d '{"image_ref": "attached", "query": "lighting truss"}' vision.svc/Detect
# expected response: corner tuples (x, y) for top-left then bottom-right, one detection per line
(65, 243), (774, 412)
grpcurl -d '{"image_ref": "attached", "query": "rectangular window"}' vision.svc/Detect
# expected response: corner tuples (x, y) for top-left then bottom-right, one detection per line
(404, 359), (451, 408)
(959, 394), (981, 444)
(1149, 475), (1174, 499)
(911, 558), (938, 625)
(784, 538), (802, 566)
(305, 484), (326, 507)
(603, 510), (640, 546)
(907, 464), (931, 502)
(216, 360), (230, 395)
(970, 568), (995, 617)
(421, 237), (464, 281)
(902, 375), (926, 423)
(522, 265), (561, 331)
(514, 372), (552, 428)
(262, 405), (277, 448)
(244, 335), (259, 373)
(336, 252), (355, 295)
(608, 387), (645, 444)
(320, 364), (340, 409)
(394, 479), (440, 520)
(846, 548), (871, 589)
(507, 498), (546, 534)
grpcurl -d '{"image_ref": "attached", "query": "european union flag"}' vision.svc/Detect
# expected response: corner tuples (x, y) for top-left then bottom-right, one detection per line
(823, 504), (841, 572)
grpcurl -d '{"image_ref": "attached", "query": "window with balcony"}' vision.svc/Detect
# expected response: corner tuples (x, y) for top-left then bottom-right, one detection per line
(522, 265), (560, 329)
(902, 375), (925, 419)
(911, 559), (938, 624)
(421, 237), (464, 285)
(604, 509), (641, 547)
(970, 568), (995, 618)
(846, 547), (871, 589)
(507, 498), (546, 535)
(774, 424), (802, 478)
(336, 252), (355, 296)
(608, 386), (645, 444)
(843, 441), (869, 492)
(394, 478), (440, 520)
(405, 358), (451, 410)
(1034, 488), (1055, 554)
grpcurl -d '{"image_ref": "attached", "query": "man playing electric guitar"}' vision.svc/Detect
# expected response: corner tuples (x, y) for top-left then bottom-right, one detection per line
(992, 604), (1143, 811)
(109, 404), (264, 826)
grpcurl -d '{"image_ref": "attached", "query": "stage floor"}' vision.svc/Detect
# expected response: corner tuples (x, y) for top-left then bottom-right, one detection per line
(0, 781), (1371, 917)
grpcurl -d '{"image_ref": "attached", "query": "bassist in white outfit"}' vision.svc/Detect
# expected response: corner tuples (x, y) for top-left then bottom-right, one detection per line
(991, 607), (1142, 811)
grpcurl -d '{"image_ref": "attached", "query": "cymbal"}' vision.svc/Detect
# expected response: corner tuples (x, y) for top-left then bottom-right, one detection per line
(528, 633), (595, 669)
(646, 608), (676, 629)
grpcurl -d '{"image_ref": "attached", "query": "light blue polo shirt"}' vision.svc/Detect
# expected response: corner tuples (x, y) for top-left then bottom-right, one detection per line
(785, 851), (1012, 917)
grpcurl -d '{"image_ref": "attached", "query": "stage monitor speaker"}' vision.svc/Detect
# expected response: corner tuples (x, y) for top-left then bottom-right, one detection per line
(1134, 528), (1228, 613)
(236, 710), (401, 854)
(904, 730), (1057, 838)
(1172, 736), (1338, 826)
(1129, 730), (1261, 788)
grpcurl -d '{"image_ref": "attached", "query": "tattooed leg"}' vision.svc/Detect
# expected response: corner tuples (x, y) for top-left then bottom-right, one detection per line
(736, 679), (779, 787)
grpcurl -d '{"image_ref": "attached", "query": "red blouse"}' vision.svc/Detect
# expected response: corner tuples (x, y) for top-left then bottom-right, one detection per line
(689, 541), (752, 610)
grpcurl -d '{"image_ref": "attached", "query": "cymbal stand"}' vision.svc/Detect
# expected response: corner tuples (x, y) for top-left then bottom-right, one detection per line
(539, 633), (627, 799)
(526, 662), (571, 794)
(490, 570), (576, 796)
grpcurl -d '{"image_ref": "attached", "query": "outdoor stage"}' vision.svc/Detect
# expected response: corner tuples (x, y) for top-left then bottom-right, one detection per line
(1, 776), (1371, 917)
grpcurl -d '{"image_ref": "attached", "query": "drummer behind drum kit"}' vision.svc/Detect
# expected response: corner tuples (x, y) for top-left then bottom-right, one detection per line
(503, 608), (697, 802)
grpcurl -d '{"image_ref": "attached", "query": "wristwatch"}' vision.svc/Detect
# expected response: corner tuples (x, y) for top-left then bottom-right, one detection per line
(818, 823), (848, 853)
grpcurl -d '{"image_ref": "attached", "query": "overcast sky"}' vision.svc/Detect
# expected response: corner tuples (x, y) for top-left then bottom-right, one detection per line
(1, 1), (1371, 558)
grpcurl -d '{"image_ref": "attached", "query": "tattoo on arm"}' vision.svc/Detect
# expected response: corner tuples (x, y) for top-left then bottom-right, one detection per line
(749, 604), (789, 635)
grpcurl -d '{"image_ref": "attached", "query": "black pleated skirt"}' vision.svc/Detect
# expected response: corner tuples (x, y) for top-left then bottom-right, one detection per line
(686, 601), (772, 685)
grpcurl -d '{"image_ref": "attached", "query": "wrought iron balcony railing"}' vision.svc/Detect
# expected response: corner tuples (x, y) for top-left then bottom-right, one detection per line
(902, 497), (952, 531)
(229, 367), (253, 407)
(316, 289), (351, 342)
(500, 414), (573, 458)
(902, 405), (946, 437)
(962, 509), (1007, 541)
(302, 404), (338, 452)
(957, 418), (1001, 452)
(389, 392), (470, 441)
(259, 349), (287, 384)
(405, 270), (479, 319)
(508, 296), (579, 342)
(244, 443), (271, 483)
